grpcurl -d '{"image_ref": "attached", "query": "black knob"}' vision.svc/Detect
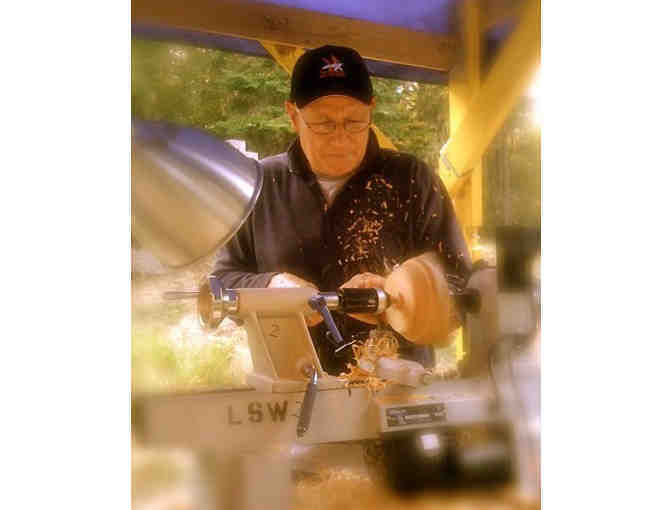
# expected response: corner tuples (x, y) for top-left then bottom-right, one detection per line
(338, 288), (380, 313)
(454, 288), (481, 314)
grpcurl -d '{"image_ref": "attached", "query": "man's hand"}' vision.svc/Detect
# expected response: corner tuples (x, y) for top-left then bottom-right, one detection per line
(268, 272), (317, 290)
(340, 272), (387, 325)
(268, 272), (323, 326)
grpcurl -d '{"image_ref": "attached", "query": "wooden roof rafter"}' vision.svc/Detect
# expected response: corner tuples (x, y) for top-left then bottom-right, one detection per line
(132, 0), (461, 71)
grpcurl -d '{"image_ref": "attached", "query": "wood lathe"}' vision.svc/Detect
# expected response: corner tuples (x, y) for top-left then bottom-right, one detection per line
(131, 120), (540, 509)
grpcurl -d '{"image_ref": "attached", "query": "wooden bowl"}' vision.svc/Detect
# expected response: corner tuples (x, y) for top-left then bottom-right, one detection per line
(383, 252), (458, 344)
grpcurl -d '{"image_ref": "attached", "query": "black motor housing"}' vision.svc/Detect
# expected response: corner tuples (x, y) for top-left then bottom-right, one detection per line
(380, 423), (514, 493)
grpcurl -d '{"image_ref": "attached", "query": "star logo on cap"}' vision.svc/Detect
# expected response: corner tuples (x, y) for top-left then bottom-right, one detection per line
(320, 55), (345, 78)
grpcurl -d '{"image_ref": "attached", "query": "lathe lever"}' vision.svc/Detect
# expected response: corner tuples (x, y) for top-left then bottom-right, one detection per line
(296, 366), (318, 438)
(308, 295), (346, 348)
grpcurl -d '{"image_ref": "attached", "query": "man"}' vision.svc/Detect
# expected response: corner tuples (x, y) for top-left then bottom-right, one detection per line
(211, 45), (471, 374)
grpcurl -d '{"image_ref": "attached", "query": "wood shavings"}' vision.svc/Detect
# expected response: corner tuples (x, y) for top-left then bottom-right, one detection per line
(294, 468), (538, 510)
(334, 173), (402, 269)
(429, 364), (460, 381)
(339, 329), (459, 393)
(338, 329), (399, 394)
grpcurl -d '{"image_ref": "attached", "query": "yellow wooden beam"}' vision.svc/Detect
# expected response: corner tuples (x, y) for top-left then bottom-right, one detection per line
(440, 0), (540, 179)
(440, 0), (482, 230)
(482, 0), (526, 32)
(440, 0), (484, 363)
(260, 41), (397, 151)
(471, 163), (483, 230)
(370, 125), (397, 151)
(132, 0), (459, 71)
(260, 42), (304, 75)
(462, 0), (483, 101)
(465, 0), (484, 232)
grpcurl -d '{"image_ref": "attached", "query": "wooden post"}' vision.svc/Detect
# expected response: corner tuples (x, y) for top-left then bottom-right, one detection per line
(442, 0), (483, 254)
(440, 0), (483, 361)
(442, 0), (541, 179)
(439, 0), (541, 362)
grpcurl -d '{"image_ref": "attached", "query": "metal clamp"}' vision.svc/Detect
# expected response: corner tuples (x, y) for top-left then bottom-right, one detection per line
(296, 365), (318, 438)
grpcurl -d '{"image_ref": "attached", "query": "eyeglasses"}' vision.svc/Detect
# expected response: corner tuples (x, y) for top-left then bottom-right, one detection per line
(297, 109), (371, 135)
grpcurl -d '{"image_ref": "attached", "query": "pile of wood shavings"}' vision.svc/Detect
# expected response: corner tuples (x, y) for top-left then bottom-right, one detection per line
(339, 329), (461, 393)
(294, 468), (384, 510)
(338, 329), (400, 394)
(294, 468), (539, 510)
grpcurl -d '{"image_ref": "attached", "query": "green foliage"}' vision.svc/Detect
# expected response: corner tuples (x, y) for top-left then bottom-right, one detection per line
(131, 302), (247, 392)
(372, 78), (449, 170)
(132, 39), (448, 168)
(132, 39), (296, 158)
(483, 97), (541, 231)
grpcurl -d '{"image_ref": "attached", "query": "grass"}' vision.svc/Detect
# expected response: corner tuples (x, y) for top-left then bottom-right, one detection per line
(131, 301), (248, 393)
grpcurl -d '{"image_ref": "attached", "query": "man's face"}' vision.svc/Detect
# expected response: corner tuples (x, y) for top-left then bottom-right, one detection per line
(286, 95), (375, 178)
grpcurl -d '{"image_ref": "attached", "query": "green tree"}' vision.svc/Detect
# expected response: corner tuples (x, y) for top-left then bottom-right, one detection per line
(483, 97), (541, 231)
(132, 40), (296, 157)
(132, 39), (448, 168)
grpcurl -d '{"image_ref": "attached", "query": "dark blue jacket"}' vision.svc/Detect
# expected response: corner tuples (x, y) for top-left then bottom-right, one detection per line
(211, 133), (471, 374)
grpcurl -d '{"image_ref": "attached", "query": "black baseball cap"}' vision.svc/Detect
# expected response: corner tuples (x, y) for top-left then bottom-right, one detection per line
(289, 45), (374, 108)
